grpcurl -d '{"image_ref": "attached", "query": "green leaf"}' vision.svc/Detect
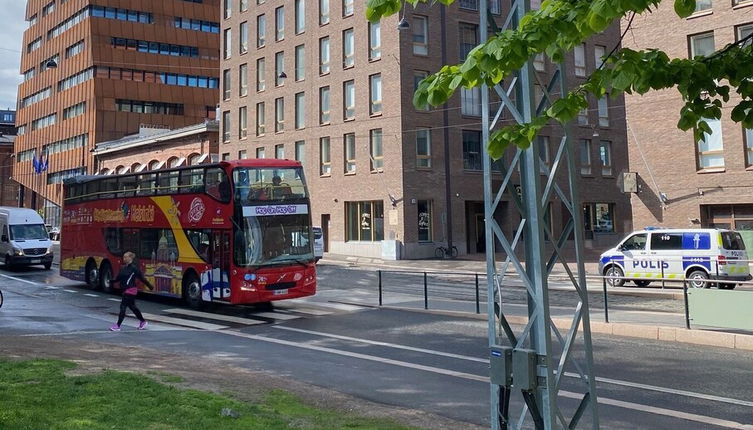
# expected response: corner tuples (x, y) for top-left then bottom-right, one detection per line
(674, 0), (696, 18)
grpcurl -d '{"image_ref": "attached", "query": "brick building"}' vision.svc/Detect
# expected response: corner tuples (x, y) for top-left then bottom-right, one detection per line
(93, 121), (220, 174)
(0, 110), (20, 207)
(623, 1), (753, 246)
(220, 0), (632, 259)
(14, 0), (221, 221)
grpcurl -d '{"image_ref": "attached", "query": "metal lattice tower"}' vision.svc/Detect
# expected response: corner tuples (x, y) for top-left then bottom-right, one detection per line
(482, 0), (600, 428)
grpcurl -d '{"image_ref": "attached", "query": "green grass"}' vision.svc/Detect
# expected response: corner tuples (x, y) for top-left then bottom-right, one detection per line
(0, 359), (416, 430)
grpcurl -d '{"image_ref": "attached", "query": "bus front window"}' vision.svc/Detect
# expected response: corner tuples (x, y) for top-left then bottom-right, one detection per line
(235, 214), (313, 267)
(233, 167), (308, 203)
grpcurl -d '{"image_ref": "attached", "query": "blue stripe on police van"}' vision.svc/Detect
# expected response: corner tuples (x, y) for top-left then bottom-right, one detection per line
(682, 256), (711, 271)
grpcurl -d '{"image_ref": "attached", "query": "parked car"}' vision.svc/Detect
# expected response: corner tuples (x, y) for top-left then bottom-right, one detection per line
(599, 228), (751, 289)
(312, 226), (324, 262)
(48, 227), (60, 241)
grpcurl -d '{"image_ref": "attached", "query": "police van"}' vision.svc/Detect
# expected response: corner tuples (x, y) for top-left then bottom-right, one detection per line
(599, 228), (751, 289)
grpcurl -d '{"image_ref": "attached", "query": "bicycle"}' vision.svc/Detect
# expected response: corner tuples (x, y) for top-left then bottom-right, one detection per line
(435, 245), (459, 259)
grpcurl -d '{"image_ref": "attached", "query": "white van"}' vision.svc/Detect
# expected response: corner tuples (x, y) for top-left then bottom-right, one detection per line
(599, 228), (751, 289)
(312, 226), (324, 262)
(0, 207), (54, 270)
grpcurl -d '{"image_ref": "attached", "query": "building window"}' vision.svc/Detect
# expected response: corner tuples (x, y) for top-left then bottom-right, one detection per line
(462, 130), (482, 171)
(239, 150), (248, 159)
(275, 144), (285, 159)
(599, 140), (612, 176)
(413, 16), (428, 55)
(256, 147), (266, 158)
(223, 29), (232, 59)
(369, 21), (381, 60)
(344, 133), (356, 173)
(697, 117), (724, 170)
(370, 129), (384, 171)
(343, 0), (354, 17)
(346, 201), (384, 241)
(417, 200), (433, 242)
(222, 110), (231, 142)
(239, 21), (249, 54)
(31, 113), (56, 131)
(63, 102), (86, 120)
(320, 137), (331, 175)
(27, 37), (42, 53)
(257, 14), (266, 48)
(295, 44), (305, 81)
(256, 102), (265, 135)
(239, 63), (248, 96)
(275, 97), (285, 132)
(241, 0), (249, 12)
(23, 68), (35, 82)
(275, 51), (285, 86)
(369, 74), (382, 115)
(533, 53), (545, 71)
(344, 80), (355, 120)
(295, 0), (305, 33)
(695, 0), (712, 12)
(746, 128), (753, 167)
(223, 69), (231, 100)
(224, 0), (232, 19)
(578, 107), (588, 125)
(256, 57), (266, 91)
(690, 32), (714, 58)
(174, 17), (221, 34)
(295, 141), (305, 165)
(416, 128), (431, 168)
(580, 139), (592, 175)
(584, 203), (614, 233)
(414, 71), (429, 111)
(295, 92), (305, 129)
(461, 87), (482, 116)
(459, 23), (478, 60)
(343, 28), (355, 68)
(320, 37), (330, 74)
(239, 106), (248, 138)
(594, 44), (606, 69)
(598, 96), (608, 127)
(320, 0), (330, 24)
(320, 86), (330, 124)
(574, 43), (586, 77)
(538, 135), (550, 171)
(738, 23), (753, 46)
(222, 153), (231, 161)
(65, 40), (85, 58)
(275, 6), (285, 41)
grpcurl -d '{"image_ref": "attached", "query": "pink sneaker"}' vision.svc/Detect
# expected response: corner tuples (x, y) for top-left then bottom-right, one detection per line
(138, 321), (148, 330)
(109, 324), (121, 332)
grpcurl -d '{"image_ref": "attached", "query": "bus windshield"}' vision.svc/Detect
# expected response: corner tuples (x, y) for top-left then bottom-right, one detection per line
(233, 167), (308, 203)
(235, 213), (314, 267)
(10, 224), (49, 241)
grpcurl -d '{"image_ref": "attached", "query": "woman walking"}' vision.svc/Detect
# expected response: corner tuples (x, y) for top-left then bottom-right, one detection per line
(109, 251), (153, 331)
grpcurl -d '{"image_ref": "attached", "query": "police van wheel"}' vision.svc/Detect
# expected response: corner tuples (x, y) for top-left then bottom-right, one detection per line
(634, 280), (652, 288)
(605, 266), (625, 288)
(688, 270), (710, 289)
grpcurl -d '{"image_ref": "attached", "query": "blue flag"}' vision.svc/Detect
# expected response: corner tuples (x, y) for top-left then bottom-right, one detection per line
(41, 155), (48, 172)
(32, 153), (40, 174)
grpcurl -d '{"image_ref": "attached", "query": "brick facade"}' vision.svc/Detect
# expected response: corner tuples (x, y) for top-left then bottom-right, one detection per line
(221, 1), (632, 259)
(623, 2), (753, 235)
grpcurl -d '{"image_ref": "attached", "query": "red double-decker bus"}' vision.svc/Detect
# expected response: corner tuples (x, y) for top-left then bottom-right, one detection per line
(61, 159), (316, 308)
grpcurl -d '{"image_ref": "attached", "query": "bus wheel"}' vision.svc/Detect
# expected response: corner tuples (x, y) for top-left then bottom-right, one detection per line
(604, 266), (625, 288)
(99, 262), (114, 294)
(85, 260), (98, 289)
(257, 301), (273, 312)
(183, 274), (203, 310)
(687, 270), (710, 289)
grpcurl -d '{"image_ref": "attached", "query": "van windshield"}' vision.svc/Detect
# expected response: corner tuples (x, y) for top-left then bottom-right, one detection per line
(10, 224), (49, 241)
(721, 232), (746, 250)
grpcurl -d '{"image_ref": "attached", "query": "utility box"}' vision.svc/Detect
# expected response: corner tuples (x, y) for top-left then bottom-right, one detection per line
(489, 346), (513, 387)
(513, 349), (538, 392)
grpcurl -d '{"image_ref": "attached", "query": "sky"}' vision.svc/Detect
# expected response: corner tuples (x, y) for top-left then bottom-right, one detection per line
(0, 1), (28, 110)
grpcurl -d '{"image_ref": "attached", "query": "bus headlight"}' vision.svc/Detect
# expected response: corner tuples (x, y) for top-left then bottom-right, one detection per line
(13, 247), (23, 256)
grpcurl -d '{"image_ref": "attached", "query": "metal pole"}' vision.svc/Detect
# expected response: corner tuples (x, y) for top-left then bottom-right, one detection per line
(423, 272), (428, 310)
(378, 270), (383, 306)
(661, 260), (665, 289)
(602, 277), (609, 323)
(475, 273), (480, 314)
(683, 280), (691, 330)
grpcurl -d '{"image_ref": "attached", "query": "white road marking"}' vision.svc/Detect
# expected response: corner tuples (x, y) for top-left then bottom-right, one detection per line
(247, 311), (300, 321)
(63, 289), (77, 293)
(0, 273), (39, 286)
(84, 293), (99, 298)
(221, 330), (753, 430)
(19, 327), (192, 336)
(44, 286), (59, 290)
(273, 326), (753, 409)
(274, 307), (333, 316)
(163, 308), (267, 325)
(107, 298), (120, 302)
(140, 313), (228, 330)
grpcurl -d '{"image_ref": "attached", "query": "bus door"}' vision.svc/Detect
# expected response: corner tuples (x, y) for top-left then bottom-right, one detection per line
(211, 230), (232, 300)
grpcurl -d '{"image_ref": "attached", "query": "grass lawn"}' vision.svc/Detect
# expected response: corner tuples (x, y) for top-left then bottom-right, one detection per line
(0, 359), (416, 430)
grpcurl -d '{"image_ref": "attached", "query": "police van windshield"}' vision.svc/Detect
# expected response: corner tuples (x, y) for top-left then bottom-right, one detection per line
(721, 232), (746, 251)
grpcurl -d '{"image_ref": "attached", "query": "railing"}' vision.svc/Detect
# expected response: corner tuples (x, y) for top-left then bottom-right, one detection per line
(378, 270), (484, 314)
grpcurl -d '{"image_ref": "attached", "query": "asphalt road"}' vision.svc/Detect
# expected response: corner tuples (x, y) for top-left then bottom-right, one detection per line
(1, 265), (752, 429)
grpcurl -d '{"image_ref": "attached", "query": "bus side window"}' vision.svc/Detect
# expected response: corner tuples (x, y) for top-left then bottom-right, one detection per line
(85, 181), (99, 201)
(157, 171), (179, 194)
(180, 168), (204, 194)
(136, 173), (156, 196)
(118, 175), (137, 198)
(206, 168), (230, 203)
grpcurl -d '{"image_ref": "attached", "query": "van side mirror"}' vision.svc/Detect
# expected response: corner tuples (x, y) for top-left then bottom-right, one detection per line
(617, 244), (626, 251)
(1, 235), (8, 243)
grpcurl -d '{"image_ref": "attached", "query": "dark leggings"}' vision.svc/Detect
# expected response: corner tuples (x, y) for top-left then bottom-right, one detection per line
(117, 294), (144, 325)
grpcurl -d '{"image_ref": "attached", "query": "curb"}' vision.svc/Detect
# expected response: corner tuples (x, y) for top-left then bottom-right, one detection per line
(354, 302), (753, 352)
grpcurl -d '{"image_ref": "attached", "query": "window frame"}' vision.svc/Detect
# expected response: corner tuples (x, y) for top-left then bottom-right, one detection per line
(416, 128), (432, 168)
(369, 129), (384, 172)
(320, 136), (331, 176)
(344, 133), (356, 174)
